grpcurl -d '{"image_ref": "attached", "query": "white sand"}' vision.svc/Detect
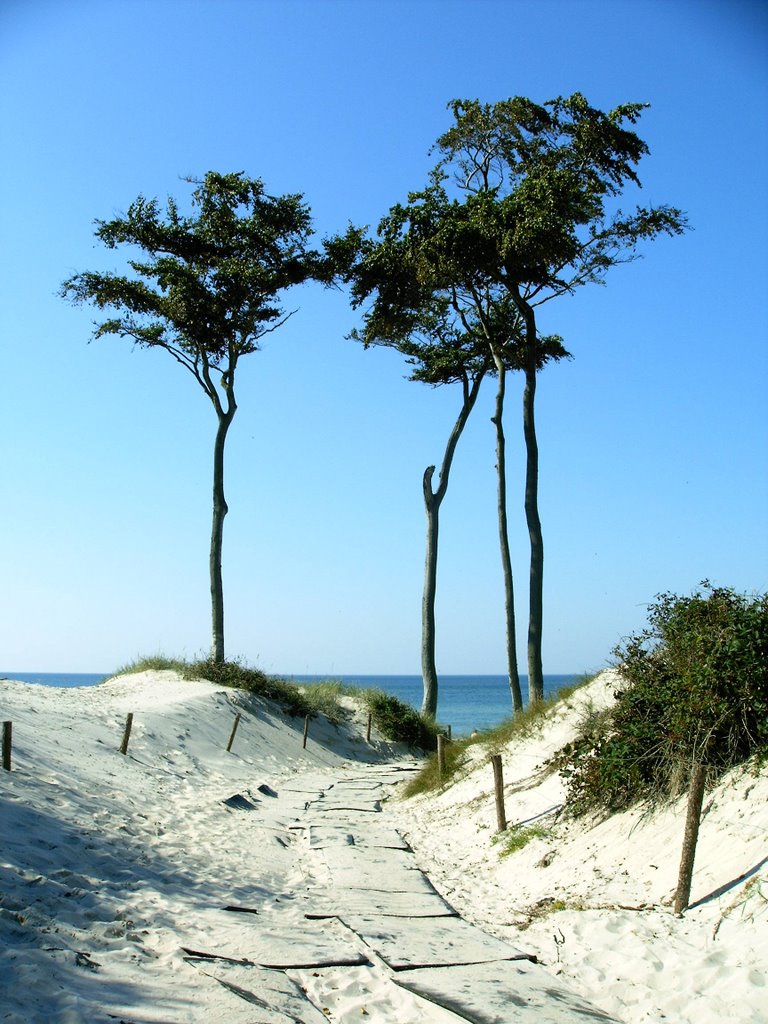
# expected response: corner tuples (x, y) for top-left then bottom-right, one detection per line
(391, 670), (768, 1024)
(0, 669), (765, 1022)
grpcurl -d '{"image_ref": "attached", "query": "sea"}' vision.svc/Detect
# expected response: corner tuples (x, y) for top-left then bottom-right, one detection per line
(0, 671), (582, 738)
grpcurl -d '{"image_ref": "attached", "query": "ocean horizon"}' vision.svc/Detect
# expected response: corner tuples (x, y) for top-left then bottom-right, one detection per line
(0, 671), (587, 737)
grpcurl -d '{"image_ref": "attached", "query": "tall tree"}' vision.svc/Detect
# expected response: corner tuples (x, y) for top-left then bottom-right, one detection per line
(333, 181), (568, 714)
(328, 219), (491, 717)
(62, 171), (324, 663)
(431, 94), (688, 701)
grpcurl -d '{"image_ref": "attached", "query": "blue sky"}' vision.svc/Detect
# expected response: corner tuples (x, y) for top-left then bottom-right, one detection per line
(1, 0), (766, 675)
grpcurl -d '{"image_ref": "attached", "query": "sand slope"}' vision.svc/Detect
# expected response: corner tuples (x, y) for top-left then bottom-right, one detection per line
(391, 670), (768, 1024)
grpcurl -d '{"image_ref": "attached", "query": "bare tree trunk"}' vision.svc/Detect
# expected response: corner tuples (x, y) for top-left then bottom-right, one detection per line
(491, 361), (523, 712)
(210, 384), (236, 664)
(522, 357), (544, 703)
(420, 366), (489, 719)
(507, 287), (545, 704)
(674, 759), (708, 915)
(421, 466), (440, 718)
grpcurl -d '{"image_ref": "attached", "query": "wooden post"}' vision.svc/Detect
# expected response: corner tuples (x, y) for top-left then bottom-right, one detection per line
(119, 713), (134, 755)
(674, 759), (708, 915)
(491, 754), (506, 832)
(366, 712), (372, 743)
(226, 712), (242, 753)
(447, 724), (452, 741)
(302, 715), (309, 749)
(437, 734), (446, 777)
(2, 721), (11, 771)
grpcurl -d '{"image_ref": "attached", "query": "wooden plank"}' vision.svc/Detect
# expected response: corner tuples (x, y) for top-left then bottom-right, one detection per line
(319, 848), (437, 894)
(183, 919), (370, 969)
(304, 888), (457, 919)
(341, 914), (528, 971)
(189, 962), (330, 1023)
(306, 824), (409, 850)
(393, 960), (622, 1023)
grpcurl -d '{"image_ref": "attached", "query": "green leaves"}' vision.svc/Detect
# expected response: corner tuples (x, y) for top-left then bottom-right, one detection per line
(62, 171), (323, 395)
(555, 584), (768, 816)
(432, 93), (688, 303)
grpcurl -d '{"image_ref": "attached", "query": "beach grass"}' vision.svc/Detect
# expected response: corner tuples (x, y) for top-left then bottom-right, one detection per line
(113, 656), (438, 749)
(402, 673), (599, 798)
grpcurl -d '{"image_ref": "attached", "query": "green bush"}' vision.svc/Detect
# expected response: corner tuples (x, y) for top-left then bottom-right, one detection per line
(556, 584), (768, 816)
(361, 688), (439, 751)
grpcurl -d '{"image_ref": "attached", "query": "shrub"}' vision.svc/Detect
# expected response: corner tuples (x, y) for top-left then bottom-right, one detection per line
(556, 584), (768, 816)
(361, 688), (440, 751)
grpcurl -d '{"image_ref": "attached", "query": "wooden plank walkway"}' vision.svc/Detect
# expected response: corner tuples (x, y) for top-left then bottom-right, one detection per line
(183, 764), (622, 1022)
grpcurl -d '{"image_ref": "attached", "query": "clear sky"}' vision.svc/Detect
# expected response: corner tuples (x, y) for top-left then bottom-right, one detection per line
(1, 0), (766, 676)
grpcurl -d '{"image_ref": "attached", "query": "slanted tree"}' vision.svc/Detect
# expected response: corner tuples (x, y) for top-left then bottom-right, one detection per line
(431, 94), (688, 702)
(62, 171), (324, 663)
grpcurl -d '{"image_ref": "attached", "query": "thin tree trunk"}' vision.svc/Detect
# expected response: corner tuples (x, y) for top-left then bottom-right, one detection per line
(674, 759), (708, 915)
(210, 384), (237, 664)
(491, 361), (523, 712)
(421, 466), (440, 718)
(420, 366), (489, 719)
(518, 299), (544, 704)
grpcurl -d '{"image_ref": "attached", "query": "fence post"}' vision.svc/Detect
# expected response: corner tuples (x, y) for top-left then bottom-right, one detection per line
(226, 712), (242, 753)
(437, 734), (446, 777)
(491, 754), (506, 832)
(2, 721), (11, 771)
(366, 712), (372, 743)
(302, 715), (309, 749)
(119, 713), (134, 755)
(674, 759), (708, 915)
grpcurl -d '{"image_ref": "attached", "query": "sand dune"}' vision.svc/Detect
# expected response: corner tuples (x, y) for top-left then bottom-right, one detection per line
(0, 669), (765, 1022)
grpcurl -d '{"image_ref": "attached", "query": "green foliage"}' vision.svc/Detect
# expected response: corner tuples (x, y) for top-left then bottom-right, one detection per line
(556, 585), (768, 816)
(185, 658), (314, 717)
(61, 172), (324, 374)
(114, 658), (437, 746)
(114, 654), (190, 676)
(402, 675), (598, 798)
(361, 688), (440, 750)
(478, 673), (597, 751)
(296, 680), (352, 725)
(401, 736), (473, 797)
(492, 822), (553, 857)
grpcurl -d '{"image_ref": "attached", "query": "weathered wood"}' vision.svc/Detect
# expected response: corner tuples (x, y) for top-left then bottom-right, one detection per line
(119, 712), (134, 755)
(491, 754), (506, 832)
(446, 724), (452, 741)
(366, 712), (372, 743)
(303, 715), (309, 749)
(674, 759), (708, 914)
(226, 712), (241, 753)
(2, 721), (11, 771)
(437, 734), (446, 777)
